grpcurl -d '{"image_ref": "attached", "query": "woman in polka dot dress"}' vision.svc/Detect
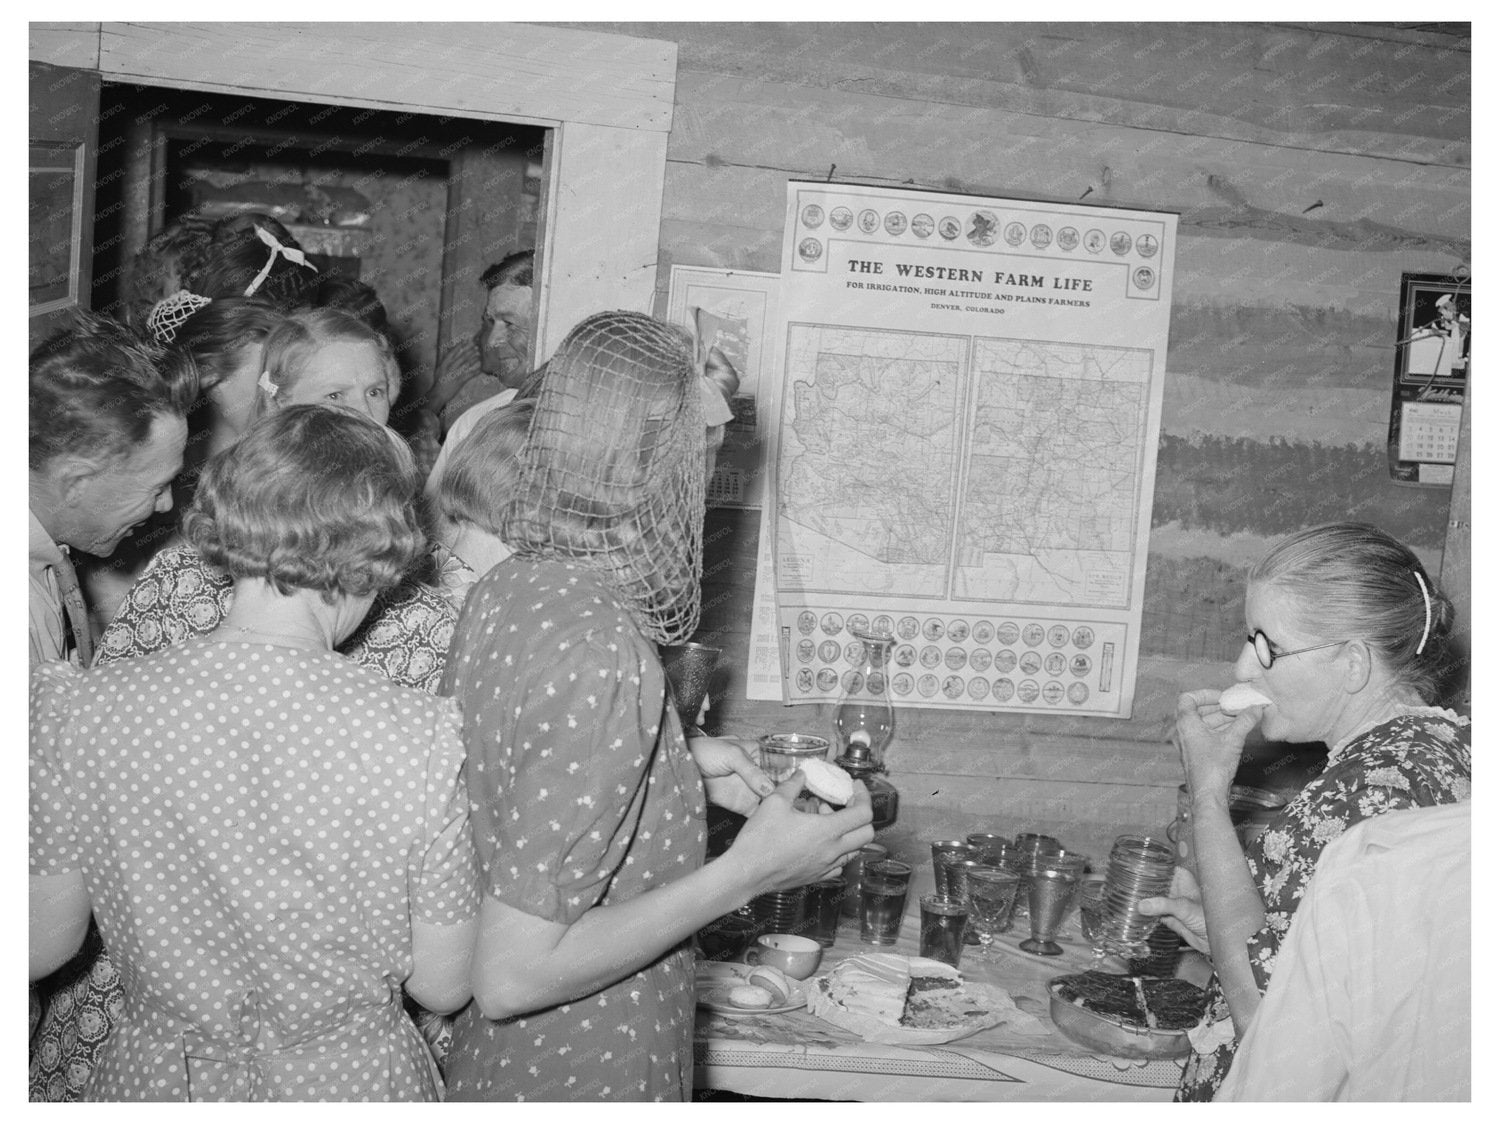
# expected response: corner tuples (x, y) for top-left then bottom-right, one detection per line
(28, 408), (478, 1101)
(441, 311), (873, 1102)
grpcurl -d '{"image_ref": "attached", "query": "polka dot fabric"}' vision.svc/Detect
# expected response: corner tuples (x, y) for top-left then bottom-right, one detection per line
(441, 559), (707, 1101)
(28, 643), (479, 1101)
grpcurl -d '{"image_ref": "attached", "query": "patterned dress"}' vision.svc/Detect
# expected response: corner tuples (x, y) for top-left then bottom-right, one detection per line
(28, 643), (478, 1101)
(1177, 707), (1472, 1101)
(29, 547), (458, 1102)
(441, 559), (708, 1102)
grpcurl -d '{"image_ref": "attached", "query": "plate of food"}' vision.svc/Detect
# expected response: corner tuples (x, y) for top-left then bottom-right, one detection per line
(696, 961), (809, 1016)
(1047, 971), (1205, 1060)
(807, 953), (1046, 1045)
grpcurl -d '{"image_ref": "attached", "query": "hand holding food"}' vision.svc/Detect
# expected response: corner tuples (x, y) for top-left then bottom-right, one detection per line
(1175, 688), (1261, 802)
(1217, 683), (1271, 716)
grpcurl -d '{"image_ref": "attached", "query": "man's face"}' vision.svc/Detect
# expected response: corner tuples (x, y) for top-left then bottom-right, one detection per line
(477, 283), (534, 388)
(68, 413), (187, 557)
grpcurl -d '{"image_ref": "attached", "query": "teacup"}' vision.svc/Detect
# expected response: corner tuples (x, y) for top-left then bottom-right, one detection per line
(744, 933), (823, 980)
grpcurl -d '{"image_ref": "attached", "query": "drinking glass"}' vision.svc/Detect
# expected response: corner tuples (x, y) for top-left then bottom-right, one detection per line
(964, 865), (1020, 958)
(965, 833), (1010, 866)
(841, 842), (889, 920)
(918, 895), (969, 968)
(931, 840), (980, 898)
(1094, 834), (1176, 957)
(802, 878), (844, 948)
(859, 859), (913, 945)
(1020, 867), (1077, 956)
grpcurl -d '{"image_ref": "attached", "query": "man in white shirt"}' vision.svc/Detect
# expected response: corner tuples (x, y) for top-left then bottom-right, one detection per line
(1217, 801), (1470, 1101)
(28, 315), (191, 668)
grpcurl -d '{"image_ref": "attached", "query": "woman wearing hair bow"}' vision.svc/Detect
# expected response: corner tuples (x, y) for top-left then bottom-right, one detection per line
(1136, 522), (1471, 1101)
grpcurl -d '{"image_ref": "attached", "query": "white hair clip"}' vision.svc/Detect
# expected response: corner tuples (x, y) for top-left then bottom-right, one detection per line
(244, 225), (318, 298)
(1414, 570), (1433, 655)
(146, 289), (213, 344)
(257, 370), (279, 399)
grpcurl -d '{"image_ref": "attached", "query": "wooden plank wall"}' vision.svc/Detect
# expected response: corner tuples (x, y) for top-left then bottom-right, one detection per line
(566, 21), (1472, 861)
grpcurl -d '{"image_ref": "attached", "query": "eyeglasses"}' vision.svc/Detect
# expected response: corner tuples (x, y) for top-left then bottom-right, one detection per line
(1247, 630), (1347, 670)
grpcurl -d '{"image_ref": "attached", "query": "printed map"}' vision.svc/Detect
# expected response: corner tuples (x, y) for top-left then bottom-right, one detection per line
(777, 327), (1150, 608)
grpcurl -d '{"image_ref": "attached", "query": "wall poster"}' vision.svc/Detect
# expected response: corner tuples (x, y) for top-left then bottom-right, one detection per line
(665, 265), (780, 508)
(1387, 270), (1470, 487)
(748, 182), (1177, 718)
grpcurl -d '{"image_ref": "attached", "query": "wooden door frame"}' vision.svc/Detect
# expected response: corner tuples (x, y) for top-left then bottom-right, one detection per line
(29, 21), (677, 361)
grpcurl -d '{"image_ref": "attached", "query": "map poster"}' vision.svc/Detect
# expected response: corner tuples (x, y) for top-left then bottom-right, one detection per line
(664, 266), (781, 508)
(749, 182), (1176, 718)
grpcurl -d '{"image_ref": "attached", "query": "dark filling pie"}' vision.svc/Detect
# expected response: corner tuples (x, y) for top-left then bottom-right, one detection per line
(900, 973), (983, 1028)
(1052, 971), (1207, 1031)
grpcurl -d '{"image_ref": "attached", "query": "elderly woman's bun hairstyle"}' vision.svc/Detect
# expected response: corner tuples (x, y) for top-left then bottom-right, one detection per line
(184, 405), (424, 601)
(1249, 521), (1457, 703)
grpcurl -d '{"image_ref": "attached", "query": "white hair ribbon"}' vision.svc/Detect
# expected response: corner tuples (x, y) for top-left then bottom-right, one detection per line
(257, 371), (279, 399)
(244, 225), (318, 297)
(1414, 570), (1432, 655)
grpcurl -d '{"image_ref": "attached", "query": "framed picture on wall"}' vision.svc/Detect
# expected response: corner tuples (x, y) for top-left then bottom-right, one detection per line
(1387, 270), (1470, 487)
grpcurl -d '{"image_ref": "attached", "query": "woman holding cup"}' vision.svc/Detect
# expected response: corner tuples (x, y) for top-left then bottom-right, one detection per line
(1136, 523), (1470, 1101)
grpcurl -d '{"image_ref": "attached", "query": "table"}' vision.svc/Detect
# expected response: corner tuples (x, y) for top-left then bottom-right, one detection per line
(694, 882), (1185, 1101)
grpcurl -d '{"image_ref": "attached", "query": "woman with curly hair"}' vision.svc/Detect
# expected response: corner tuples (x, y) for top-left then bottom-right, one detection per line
(29, 407), (477, 1101)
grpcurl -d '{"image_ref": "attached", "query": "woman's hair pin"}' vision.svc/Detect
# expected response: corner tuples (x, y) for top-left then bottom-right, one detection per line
(1414, 570), (1433, 656)
(146, 289), (213, 344)
(257, 370), (279, 400)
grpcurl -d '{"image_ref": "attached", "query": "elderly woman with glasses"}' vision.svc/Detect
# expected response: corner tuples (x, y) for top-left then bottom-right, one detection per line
(1138, 522), (1470, 1101)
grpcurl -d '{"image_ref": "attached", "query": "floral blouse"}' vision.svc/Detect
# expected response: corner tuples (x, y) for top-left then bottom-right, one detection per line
(1179, 707), (1472, 1101)
(95, 546), (456, 694)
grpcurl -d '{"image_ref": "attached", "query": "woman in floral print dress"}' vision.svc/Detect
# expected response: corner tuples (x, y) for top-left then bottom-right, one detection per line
(441, 311), (873, 1101)
(1139, 522), (1470, 1101)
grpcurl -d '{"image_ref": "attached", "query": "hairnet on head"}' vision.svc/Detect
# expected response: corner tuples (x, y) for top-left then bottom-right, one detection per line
(502, 311), (707, 645)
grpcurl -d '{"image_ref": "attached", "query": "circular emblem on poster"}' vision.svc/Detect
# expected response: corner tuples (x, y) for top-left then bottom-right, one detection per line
(1030, 224), (1053, 249)
(1022, 623), (1045, 648)
(1016, 679), (1041, 704)
(969, 648), (993, 673)
(858, 209), (881, 234)
(1042, 681), (1065, 705)
(946, 619), (970, 643)
(966, 676), (990, 700)
(1057, 226), (1080, 252)
(1070, 654), (1092, 677)
(1110, 231), (1133, 256)
(996, 621), (1020, 646)
(1047, 624), (1071, 648)
(1003, 221), (1027, 247)
(1084, 229), (1106, 254)
(800, 203), (825, 229)
(995, 650), (1017, 674)
(872, 614), (894, 637)
(1071, 625), (1095, 649)
(847, 613), (870, 636)
(894, 644), (917, 668)
(1019, 651), (1043, 676)
(842, 671), (863, 695)
(992, 677), (1016, 702)
(919, 646), (942, 669)
(922, 618), (946, 641)
(1136, 233), (1159, 258)
(1133, 266), (1156, 290)
(944, 647), (967, 671)
(844, 640), (866, 665)
(796, 639), (815, 663)
(797, 611), (817, 635)
(798, 238), (823, 263)
(971, 620), (995, 645)
(911, 213), (934, 239)
(1044, 652), (1067, 677)
(820, 612), (843, 636)
(938, 216), (961, 241)
(796, 668), (814, 692)
(968, 211), (1000, 247)
(884, 211), (908, 236)
(818, 640), (841, 663)
(917, 674), (940, 698)
(942, 675), (965, 700)
(816, 667), (839, 692)
(891, 672), (914, 697)
(1067, 681), (1090, 705)
(829, 206), (854, 232)
(897, 616), (920, 640)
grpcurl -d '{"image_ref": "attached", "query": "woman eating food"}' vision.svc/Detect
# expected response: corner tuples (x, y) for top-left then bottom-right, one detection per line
(1137, 521), (1470, 1101)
